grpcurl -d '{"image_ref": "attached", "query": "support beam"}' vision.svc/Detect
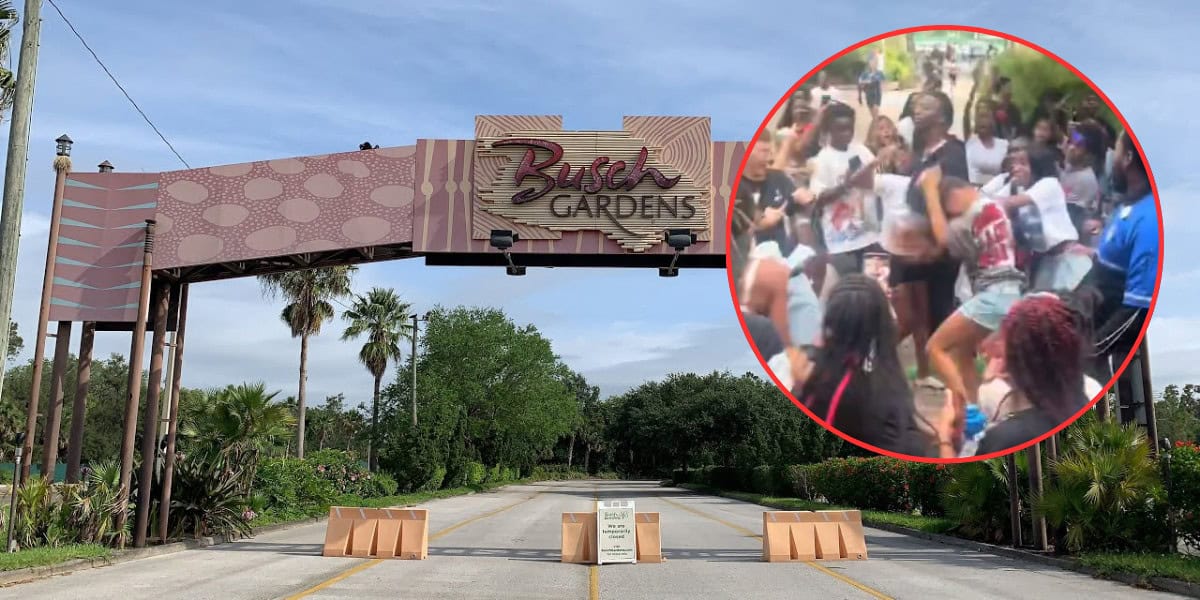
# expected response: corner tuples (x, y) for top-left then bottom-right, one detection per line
(1139, 338), (1159, 456)
(65, 322), (95, 483)
(134, 283), (170, 547)
(1006, 453), (1022, 548)
(158, 284), (189, 544)
(41, 321), (72, 479)
(116, 220), (157, 549)
(1027, 442), (1048, 551)
(20, 163), (70, 481)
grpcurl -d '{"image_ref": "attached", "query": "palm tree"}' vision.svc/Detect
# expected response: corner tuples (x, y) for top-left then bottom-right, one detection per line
(258, 266), (355, 459)
(340, 288), (412, 472)
(180, 383), (296, 496)
(0, 3), (19, 121)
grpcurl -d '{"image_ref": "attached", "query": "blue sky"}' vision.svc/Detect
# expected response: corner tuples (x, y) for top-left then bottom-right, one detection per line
(2, 0), (1197, 406)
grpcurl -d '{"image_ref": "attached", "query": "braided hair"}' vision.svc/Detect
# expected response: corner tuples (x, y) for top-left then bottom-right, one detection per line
(799, 274), (911, 437)
(1001, 291), (1095, 424)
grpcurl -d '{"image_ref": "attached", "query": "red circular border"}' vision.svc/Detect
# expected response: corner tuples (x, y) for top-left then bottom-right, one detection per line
(725, 24), (1166, 464)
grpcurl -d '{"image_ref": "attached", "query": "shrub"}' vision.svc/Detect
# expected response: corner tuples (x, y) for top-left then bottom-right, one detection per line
(780, 464), (814, 500)
(363, 472), (399, 497)
(169, 453), (253, 540)
(806, 457), (913, 513)
(941, 458), (1021, 544)
(419, 466), (447, 492)
(1038, 419), (1169, 553)
(304, 450), (384, 498)
(750, 465), (780, 496)
(465, 462), (487, 486)
(487, 465), (503, 483)
(255, 458), (337, 518)
(907, 462), (951, 517)
(1168, 440), (1200, 549)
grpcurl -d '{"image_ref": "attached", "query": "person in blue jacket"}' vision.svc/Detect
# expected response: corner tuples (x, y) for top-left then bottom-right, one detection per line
(1086, 130), (1159, 383)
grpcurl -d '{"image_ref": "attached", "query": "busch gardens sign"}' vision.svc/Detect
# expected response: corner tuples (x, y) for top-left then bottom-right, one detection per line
(475, 131), (710, 252)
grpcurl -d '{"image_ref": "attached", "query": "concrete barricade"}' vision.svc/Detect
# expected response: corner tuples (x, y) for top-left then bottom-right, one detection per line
(561, 512), (598, 564)
(762, 510), (868, 562)
(322, 506), (429, 560)
(560, 511), (663, 564)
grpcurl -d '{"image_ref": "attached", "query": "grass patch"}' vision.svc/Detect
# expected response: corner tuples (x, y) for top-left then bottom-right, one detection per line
(0, 543), (110, 572)
(679, 483), (956, 535)
(1078, 552), (1200, 585)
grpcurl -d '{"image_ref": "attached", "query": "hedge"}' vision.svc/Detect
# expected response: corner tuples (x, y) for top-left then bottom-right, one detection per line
(673, 457), (949, 517)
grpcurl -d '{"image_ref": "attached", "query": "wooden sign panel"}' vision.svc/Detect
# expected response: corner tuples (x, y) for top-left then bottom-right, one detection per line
(475, 129), (710, 252)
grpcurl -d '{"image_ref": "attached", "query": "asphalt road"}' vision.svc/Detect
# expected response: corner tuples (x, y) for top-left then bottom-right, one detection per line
(0, 480), (1181, 600)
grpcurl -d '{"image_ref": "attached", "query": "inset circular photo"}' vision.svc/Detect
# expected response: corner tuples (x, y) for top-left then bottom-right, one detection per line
(729, 26), (1163, 462)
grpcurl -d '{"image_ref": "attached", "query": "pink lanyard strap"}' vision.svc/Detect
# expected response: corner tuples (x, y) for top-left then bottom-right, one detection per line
(805, 367), (855, 424)
(824, 369), (855, 424)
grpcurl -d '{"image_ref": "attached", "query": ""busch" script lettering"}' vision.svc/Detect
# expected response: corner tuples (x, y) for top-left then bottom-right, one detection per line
(493, 138), (682, 204)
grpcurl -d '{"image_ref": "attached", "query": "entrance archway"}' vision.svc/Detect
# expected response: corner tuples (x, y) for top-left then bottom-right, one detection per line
(22, 114), (745, 548)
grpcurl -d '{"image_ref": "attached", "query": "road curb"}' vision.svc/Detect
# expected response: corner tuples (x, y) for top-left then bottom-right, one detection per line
(682, 485), (1200, 599)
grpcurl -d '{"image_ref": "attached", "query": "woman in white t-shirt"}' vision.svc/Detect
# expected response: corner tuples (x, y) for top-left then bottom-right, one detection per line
(980, 146), (1092, 293)
(965, 110), (1008, 185)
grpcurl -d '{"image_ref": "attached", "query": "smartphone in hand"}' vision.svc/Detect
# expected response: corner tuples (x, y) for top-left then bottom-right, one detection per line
(863, 252), (892, 300)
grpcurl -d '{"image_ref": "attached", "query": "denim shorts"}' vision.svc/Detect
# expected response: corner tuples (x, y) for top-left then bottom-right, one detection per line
(958, 282), (1022, 332)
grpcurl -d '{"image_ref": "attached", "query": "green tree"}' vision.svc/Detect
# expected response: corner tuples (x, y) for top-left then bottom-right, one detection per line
(304, 393), (368, 455)
(340, 287), (412, 472)
(559, 368), (598, 469)
(5, 320), (20, 361)
(377, 307), (576, 489)
(1156, 384), (1200, 445)
(258, 266), (355, 459)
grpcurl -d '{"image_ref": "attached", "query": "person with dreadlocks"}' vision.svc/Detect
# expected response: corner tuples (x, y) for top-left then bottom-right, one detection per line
(792, 273), (926, 456)
(931, 292), (1093, 457)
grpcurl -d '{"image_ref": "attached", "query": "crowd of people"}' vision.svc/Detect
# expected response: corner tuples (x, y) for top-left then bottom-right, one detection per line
(732, 45), (1160, 458)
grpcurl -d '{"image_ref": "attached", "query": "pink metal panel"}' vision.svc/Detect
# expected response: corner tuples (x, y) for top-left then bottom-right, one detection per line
(47, 173), (158, 323)
(154, 147), (417, 269)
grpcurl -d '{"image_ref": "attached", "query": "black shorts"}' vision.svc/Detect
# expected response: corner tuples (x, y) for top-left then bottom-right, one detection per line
(888, 256), (960, 329)
(829, 243), (885, 276)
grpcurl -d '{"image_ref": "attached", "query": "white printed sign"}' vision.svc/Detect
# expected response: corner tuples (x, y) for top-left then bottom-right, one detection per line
(596, 500), (636, 565)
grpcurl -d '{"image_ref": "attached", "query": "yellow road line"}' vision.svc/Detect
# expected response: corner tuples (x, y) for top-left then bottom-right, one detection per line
(659, 496), (893, 600)
(589, 489), (600, 600)
(285, 493), (538, 600)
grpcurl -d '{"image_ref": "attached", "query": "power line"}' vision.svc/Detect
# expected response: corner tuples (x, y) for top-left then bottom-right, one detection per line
(46, 0), (190, 168)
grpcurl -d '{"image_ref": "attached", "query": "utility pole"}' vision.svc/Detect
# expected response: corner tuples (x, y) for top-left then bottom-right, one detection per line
(411, 313), (418, 427)
(0, 0), (47, 405)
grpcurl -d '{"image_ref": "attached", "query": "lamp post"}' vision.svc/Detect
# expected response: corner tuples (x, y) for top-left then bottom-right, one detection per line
(19, 134), (73, 482)
(410, 312), (429, 427)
